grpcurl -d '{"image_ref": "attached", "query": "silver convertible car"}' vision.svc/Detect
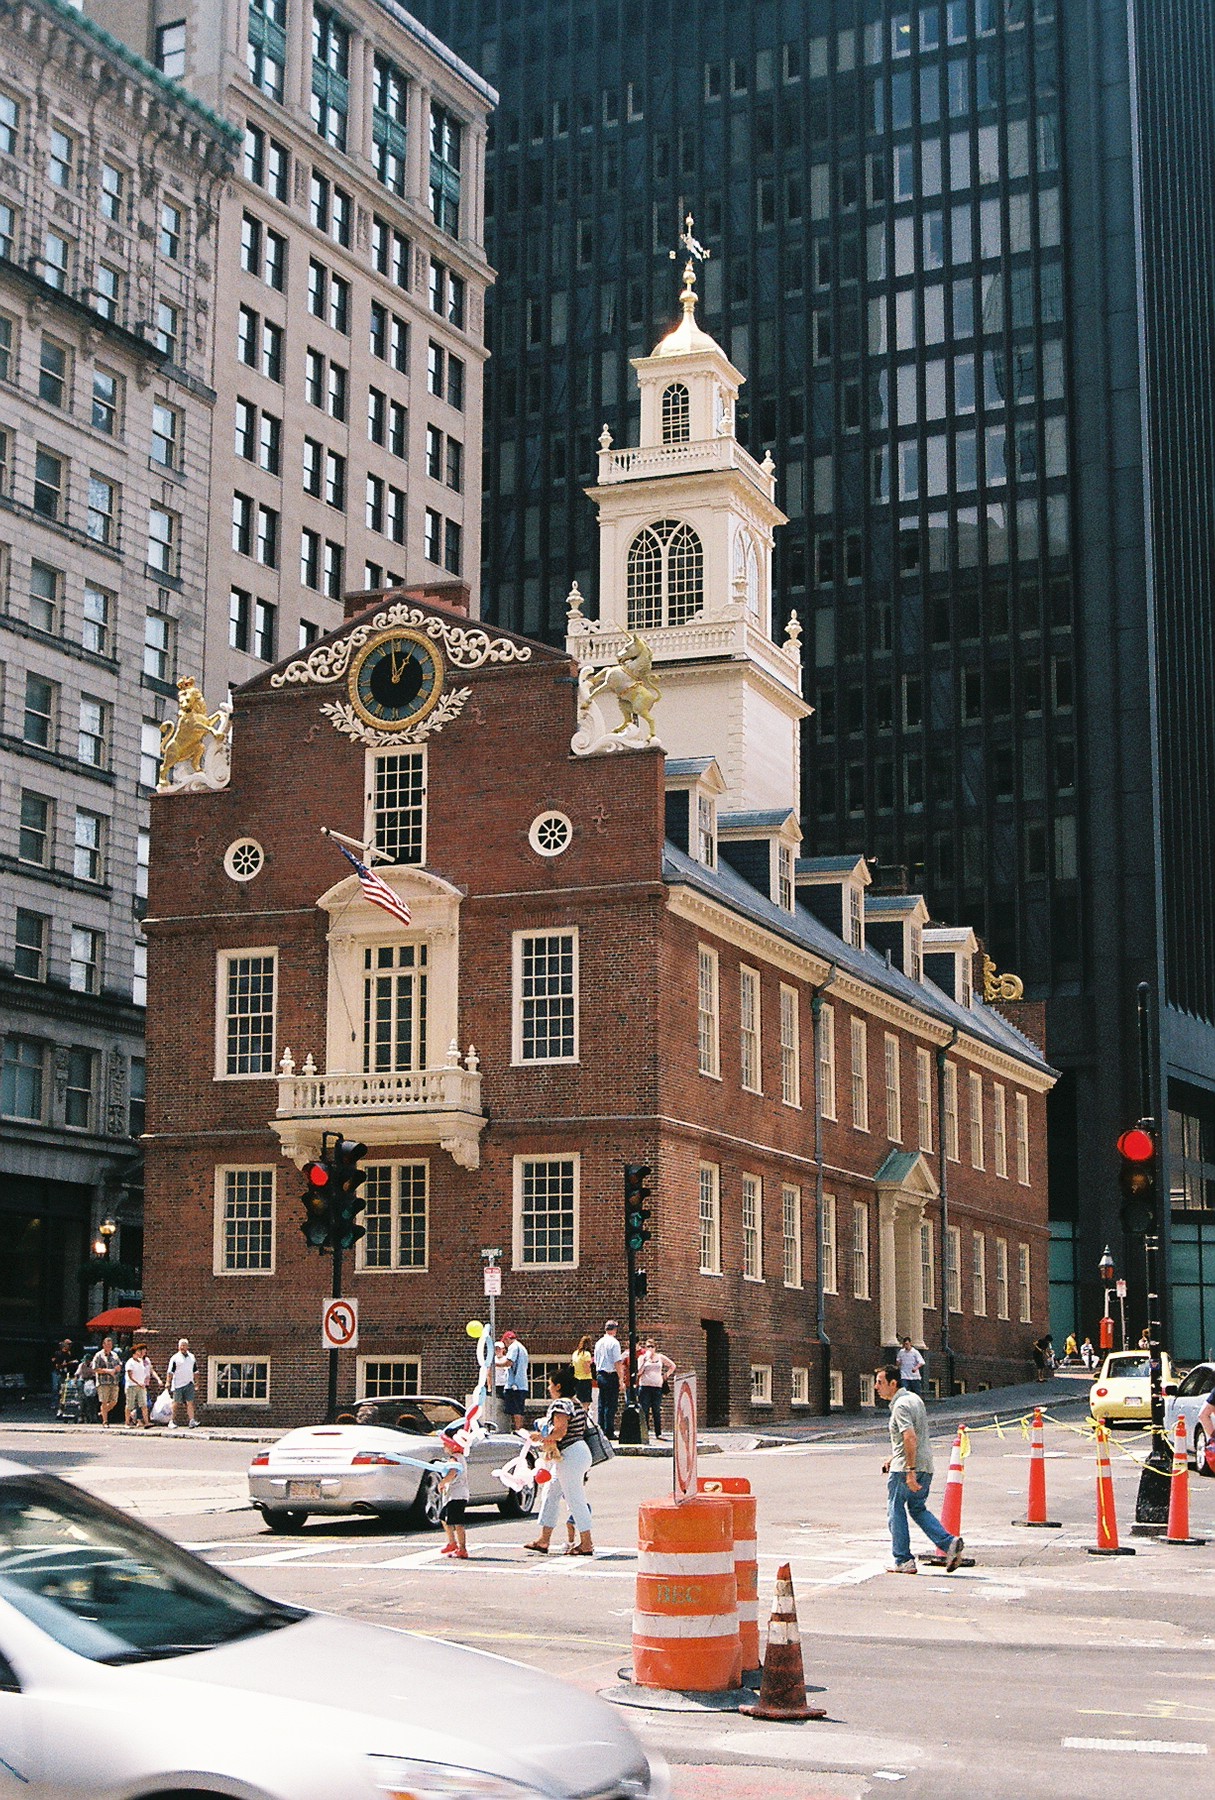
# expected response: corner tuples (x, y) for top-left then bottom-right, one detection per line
(0, 1456), (666, 1799)
(249, 1394), (537, 1532)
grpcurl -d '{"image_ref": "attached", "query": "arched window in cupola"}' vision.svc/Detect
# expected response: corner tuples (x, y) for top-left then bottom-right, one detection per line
(660, 382), (691, 444)
(627, 519), (704, 629)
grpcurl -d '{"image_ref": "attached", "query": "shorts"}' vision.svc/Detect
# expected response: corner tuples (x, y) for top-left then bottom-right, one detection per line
(502, 1387), (528, 1414)
(125, 1383), (148, 1410)
(440, 1499), (467, 1524)
(172, 1382), (196, 1404)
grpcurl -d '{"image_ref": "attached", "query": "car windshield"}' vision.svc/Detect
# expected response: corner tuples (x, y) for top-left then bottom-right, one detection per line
(1106, 1357), (1150, 1380)
(0, 1474), (303, 1663)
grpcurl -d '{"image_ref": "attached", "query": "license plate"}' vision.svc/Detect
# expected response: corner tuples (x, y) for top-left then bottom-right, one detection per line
(288, 1480), (322, 1501)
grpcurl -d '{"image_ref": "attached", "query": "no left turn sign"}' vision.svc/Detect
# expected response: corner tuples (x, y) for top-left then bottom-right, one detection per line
(322, 1297), (359, 1350)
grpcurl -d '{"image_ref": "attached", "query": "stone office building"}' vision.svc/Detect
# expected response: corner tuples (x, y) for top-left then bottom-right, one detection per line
(141, 278), (1054, 1423)
(0, 0), (236, 1373)
(92, 0), (496, 698)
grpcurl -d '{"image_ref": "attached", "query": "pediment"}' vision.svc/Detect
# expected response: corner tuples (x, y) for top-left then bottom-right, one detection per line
(873, 1148), (940, 1200)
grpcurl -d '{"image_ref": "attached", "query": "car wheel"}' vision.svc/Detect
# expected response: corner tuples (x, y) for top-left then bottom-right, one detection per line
(412, 1471), (444, 1528)
(1196, 1426), (1214, 1477)
(261, 1508), (308, 1533)
(497, 1481), (537, 1517)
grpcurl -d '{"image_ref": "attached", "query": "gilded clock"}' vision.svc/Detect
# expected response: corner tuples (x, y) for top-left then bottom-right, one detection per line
(348, 630), (445, 731)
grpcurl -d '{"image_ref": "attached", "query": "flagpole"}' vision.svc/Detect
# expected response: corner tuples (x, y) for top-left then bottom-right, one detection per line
(320, 825), (393, 865)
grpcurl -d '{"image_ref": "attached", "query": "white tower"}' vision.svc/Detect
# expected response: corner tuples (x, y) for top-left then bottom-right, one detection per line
(568, 244), (809, 814)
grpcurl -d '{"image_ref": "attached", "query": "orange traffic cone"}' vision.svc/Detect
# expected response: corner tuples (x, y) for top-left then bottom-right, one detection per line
(1165, 1417), (1206, 1546)
(740, 1564), (826, 1722)
(1015, 1407), (1061, 1527)
(919, 1427), (971, 1567)
(1087, 1424), (1135, 1556)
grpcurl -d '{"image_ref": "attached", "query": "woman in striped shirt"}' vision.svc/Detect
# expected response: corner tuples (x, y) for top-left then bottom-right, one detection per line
(523, 1367), (594, 1557)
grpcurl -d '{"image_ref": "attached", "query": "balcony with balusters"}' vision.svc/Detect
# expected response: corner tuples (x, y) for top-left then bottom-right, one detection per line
(270, 1040), (486, 1170)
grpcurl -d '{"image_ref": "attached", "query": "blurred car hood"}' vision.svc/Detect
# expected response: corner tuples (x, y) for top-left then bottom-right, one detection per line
(159, 1611), (652, 1798)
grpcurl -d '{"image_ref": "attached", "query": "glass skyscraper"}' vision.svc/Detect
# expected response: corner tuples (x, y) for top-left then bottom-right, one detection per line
(409, 0), (1215, 1353)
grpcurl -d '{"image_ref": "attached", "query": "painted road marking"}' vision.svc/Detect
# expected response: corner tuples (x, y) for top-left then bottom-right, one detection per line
(218, 1544), (349, 1567)
(1063, 1738), (1208, 1756)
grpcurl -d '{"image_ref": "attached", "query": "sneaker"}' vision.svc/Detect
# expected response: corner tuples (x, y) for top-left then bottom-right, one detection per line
(886, 1560), (918, 1575)
(453, 1548), (469, 1559)
(188, 1419), (200, 1427)
(944, 1536), (965, 1573)
(440, 1543), (456, 1556)
(167, 1422), (178, 1430)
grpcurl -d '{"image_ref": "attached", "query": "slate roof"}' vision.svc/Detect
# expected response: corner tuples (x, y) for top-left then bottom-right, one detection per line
(719, 809), (799, 832)
(866, 894), (927, 917)
(663, 840), (1053, 1076)
(796, 854), (868, 876)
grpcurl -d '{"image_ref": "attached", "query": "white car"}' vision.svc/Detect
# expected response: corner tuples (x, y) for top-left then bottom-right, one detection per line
(1088, 1350), (1177, 1426)
(249, 1394), (535, 1532)
(1163, 1361), (1215, 1472)
(0, 1455), (666, 1800)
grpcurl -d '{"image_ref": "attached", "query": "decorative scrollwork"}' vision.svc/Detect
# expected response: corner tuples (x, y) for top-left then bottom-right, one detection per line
(271, 603), (531, 689)
(982, 952), (1025, 1004)
(320, 688), (472, 747)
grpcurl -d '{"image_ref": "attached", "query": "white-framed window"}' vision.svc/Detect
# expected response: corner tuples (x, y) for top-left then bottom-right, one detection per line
(369, 747), (426, 866)
(995, 1237), (1009, 1319)
(822, 1191), (838, 1292)
(850, 1016), (869, 1130)
(852, 1199), (870, 1299)
(944, 1061), (960, 1160)
(358, 1162), (428, 1270)
(697, 944), (720, 1077)
(362, 943), (428, 1073)
(514, 1154), (578, 1268)
(829, 1368), (844, 1408)
(1017, 1242), (1032, 1321)
(749, 1363), (772, 1406)
(777, 841), (795, 911)
(946, 1224), (962, 1313)
(859, 1371), (877, 1407)
(884, 1032), (902, 1141)
(214, 1166), (275, 1274)
(993, 1083), (1008, 1177)
(742, 1174), (763, 1279)
(216, 949), (276, 1077)
(819, 1000), (836, 1119)
(699, 1161), (721, 1274)
(782, 1184), (802, 1287)
(921, 1218), (936, 1309)
(697, 792), (717, 866)
(357, 1356), (420, 1399)
(626, 517), (704, 628)
(739, 965), (761, 1092)
(779, 984), (800, 1106)
(1014, 1092), (1031, 1184)
(208, 1356), (269, 1406)
(513, 929), (578, 1063)
(791, 1365), (810, 1406)
(969, 1070), (985, 1168)
(916, 1046), (934, 1151)
(972, 1231), (987, 1315)
(526, 1357), (570, 1403)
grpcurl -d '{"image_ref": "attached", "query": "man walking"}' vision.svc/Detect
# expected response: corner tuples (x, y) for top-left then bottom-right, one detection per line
(165, 1337), (199, 1427)
(875, 1363), (965, 1575)
(593, 1319), (624, 1440)
(896, 1336), (925, 1395)
(496, 1330), (530, 1431)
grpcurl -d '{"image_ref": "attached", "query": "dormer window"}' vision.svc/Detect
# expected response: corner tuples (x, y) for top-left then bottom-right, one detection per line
(848, 883), (864, 948)
(661, 382), (690, 444)
(627, 518), (704, 628)
(698, 793), (717, 867)
(908, 922), (923, 982)
(777, 843), (794, 911)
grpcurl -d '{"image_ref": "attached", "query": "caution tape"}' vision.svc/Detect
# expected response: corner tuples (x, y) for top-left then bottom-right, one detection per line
(938, 1404), (1179, 1475)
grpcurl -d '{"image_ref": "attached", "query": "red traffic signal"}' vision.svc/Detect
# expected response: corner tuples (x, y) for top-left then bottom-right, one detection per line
(308, 1161), (330, 1186)
(1116, 1127), (1154, 1163)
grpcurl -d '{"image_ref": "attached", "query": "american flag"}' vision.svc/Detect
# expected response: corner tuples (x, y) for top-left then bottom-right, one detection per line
(336, 842), (412, 927)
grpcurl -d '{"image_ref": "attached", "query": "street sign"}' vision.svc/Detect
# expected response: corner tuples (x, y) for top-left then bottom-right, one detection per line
(483, 1264), (501, 1297)
(1116, 1278), (1127, 1298)
(322, 1296), (359, 1350)
(672, 1370), (697, 1504)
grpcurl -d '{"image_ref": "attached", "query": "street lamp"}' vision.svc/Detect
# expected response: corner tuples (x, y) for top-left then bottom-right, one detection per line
(95, 1215), (117, 1313)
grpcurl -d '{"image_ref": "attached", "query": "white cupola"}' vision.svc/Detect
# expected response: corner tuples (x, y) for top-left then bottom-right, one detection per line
(568, 240), (809, 815)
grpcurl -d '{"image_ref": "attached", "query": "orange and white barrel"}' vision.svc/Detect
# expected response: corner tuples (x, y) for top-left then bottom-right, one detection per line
(634, 1495), (739, 1692)
(696, 1477), (758, 1674)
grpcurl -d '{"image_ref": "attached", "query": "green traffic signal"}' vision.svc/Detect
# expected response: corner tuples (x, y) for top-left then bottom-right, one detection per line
(623, 1162), (653, 1253)
(331, 1138), (368, 1250)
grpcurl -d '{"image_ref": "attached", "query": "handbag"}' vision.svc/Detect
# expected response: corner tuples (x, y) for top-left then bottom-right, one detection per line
(151, 1389), (173, 1424)
(585, 1417), (614, 1467)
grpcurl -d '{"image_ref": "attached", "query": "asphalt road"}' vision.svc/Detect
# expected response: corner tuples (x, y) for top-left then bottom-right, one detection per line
(3, 1409), (1214, 1800)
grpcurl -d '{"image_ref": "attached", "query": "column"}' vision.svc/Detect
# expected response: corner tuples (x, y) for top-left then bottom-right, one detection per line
(878, 1194), (898, 1347)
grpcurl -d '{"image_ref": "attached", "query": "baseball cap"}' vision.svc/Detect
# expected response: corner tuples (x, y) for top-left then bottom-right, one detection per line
(605, 1318), (618, 1331)
(502, 1329), (517, 1341)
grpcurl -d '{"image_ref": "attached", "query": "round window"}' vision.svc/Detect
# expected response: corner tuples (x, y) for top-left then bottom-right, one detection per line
(528, 812), (573, 858)
(224, 838), (265, 883)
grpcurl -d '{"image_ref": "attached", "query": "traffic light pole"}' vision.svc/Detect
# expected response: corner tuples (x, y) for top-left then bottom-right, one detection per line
(1133, 981), (1170, 1526)
(328, 1233), (343, 1424)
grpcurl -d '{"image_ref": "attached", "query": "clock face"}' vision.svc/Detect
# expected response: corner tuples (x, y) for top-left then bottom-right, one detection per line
(348, 630), (445, 731)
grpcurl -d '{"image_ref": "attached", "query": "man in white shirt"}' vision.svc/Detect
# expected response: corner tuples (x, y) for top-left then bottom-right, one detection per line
(593, 1320), (624, 1440)
(896, 1336), (925, 1395)
(123, 1344), (160, 1428)
(165, 1337), (199, 1428)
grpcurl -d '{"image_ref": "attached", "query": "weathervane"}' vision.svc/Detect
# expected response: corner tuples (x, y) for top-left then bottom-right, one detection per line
(669, 211), (710, 270)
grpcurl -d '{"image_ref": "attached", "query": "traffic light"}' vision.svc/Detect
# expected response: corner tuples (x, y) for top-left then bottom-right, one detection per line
(624, 1164), (653, 1253)
(1118, 1121), (1157, 1236)
(300, 1155), (335, 1250)
(330, 1138), (368, 1250)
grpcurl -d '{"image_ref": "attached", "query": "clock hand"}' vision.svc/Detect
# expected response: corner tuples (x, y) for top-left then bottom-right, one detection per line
(389, 647), (404, 682)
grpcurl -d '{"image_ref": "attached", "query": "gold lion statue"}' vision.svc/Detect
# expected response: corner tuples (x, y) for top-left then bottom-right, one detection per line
(158, 677), (229, 788)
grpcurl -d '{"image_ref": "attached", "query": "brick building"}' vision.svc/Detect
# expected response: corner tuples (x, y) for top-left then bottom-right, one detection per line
(143, 276), (1054, 1422)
